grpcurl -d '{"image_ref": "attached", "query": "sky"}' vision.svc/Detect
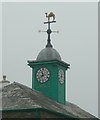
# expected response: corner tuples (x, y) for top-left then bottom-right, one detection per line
(1, 2), (98, 117)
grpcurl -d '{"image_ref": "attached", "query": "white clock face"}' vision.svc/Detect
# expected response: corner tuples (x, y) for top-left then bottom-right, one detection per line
(58, 69), (64, 84)
(36, 68), (50, 83)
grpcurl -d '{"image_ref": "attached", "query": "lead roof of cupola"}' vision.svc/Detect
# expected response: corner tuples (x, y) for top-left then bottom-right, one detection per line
(36, 47), (61, 61)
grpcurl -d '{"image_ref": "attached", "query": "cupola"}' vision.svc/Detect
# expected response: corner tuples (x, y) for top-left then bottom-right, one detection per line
(28, 12), (70, 104)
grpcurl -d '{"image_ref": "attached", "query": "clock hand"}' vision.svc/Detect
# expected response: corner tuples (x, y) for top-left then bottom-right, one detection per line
(41, 72), (44, 77)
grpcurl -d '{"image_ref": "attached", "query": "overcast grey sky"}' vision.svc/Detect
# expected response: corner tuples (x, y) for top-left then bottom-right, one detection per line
(2, 2), (98, 117)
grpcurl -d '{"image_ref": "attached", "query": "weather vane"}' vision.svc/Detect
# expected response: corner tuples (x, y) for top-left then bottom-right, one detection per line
(45, 12), (55, 22)
(39, 12), (59, 48)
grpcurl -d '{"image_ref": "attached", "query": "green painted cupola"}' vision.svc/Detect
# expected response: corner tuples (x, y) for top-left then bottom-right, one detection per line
(28, 12), (70, 104)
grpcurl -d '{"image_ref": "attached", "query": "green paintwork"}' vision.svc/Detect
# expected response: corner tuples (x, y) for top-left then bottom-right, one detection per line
(28, 60), (70, 104)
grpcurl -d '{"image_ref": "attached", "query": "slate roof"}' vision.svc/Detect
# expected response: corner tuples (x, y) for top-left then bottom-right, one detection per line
(0, 82), (96, 118)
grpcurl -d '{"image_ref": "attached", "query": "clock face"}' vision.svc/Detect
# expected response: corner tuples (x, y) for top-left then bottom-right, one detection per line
(36, 68), (50, 83)
(58, 69), (64, 84)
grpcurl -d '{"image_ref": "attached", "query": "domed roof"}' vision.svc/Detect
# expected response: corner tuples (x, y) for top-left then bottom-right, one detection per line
(36, 47), (61, 61)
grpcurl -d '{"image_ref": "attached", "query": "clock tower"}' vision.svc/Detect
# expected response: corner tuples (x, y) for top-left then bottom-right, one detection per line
(28, 12), (70, 104)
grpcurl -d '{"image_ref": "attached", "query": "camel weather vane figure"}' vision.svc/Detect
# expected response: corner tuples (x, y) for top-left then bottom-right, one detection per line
(45, 12), (55, 22)
(39, 12), (59, 48)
